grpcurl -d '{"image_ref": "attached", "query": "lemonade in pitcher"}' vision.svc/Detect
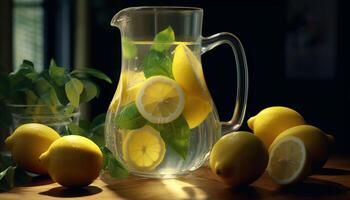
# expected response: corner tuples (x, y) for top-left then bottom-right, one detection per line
(105, 27), (221, 177)
(105, 7), (248, 178)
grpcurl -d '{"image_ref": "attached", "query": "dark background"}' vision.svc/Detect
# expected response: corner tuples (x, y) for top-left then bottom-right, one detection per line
(1, 0), (349, 154)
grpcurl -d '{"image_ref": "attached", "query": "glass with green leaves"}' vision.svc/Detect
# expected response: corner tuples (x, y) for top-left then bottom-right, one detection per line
(0, 59), (111, 134)
(106, 6), (248, 178)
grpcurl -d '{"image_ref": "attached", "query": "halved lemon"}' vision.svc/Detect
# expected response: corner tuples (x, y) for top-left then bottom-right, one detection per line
(135, 76), (185, 124)
(172, 44), (212, 128)
(183, 95), (212, 129)
(123, 125), (166, 170)
(172, 44), (208, 97)
(267, 136), (311, 185)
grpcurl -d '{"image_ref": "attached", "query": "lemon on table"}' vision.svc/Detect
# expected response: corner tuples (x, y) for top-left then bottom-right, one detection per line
(271, 125), (332, 169)
(267, 136), (312, 185)
(172, 44), (212, 128)
(209, 131), (268, 187)
(39, 135), (103, 187)
(247, 106), (306, 148)
(123, 125), (166, 171)
(5, 123), (60, 174)
(135, 76), (184, 124)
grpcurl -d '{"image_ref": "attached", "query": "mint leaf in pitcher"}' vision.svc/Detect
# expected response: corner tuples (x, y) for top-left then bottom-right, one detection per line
(143, 26), (175, 79)
(102, 147), (129, 178)
(144, 50), (173, 78)
(150, 116), (190, 159)
(122, 37), (138, 59)
(152, 26), (175, 52)
(115, 103), (147, 129)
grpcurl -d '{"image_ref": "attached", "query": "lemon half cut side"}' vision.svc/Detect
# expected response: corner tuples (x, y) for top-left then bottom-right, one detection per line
(172, 44), (212, 128)
(267, 136), (311, 185)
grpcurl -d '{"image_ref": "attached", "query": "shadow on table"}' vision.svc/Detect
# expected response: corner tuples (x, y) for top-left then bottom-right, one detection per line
(314, 167), (350, 176)
(103, 174), (272, 200)
(39, 185), (102, 197)
(21, 175), (54, 187)
(278, 177), (349, 197)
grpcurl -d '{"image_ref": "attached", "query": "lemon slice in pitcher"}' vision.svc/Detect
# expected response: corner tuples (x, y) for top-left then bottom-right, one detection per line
(123, 125), (166, 170)
(109, 71), (145, 112)
(136, 76), (185, 124)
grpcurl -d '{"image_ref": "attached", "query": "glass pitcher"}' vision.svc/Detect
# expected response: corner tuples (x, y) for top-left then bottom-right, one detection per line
(105, 6), (248, 178)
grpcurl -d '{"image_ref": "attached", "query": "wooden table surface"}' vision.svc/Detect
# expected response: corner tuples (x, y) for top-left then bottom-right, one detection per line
(1, 156), (349, 200)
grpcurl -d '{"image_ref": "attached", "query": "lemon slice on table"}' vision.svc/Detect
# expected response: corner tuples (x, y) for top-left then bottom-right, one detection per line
(267, 136), (311, 185)
(123, 125), (166, 170)
(135, 76), (185, 124)
(172, 44), (212, 128)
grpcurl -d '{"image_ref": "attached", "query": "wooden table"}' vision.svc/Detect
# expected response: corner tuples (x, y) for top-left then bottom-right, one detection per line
(1, 156), (349, 200)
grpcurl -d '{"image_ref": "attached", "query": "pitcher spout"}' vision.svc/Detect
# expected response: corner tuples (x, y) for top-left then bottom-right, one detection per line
(111, 8), (131, 28)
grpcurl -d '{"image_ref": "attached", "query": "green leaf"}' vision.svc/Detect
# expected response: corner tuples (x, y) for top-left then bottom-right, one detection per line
(150, 116), (190, 159)
(102, 147), (128, 178)
(19, 60), (35, 72)
(25, 90), (38, 105)
(68, 123), (88, 136)
(152, 26), (175, 52)
(13, 167), (32, 186)
(8, 72), (32, 92)
(24, 72), (39, 81)
(64, 104), (76, 115)
(0, 154), (14, 171)
(79, 119), (91, 131)
(54, 86), (69, 106)
(80, 80), (98, 103)
(143, 49), (173, 78)
(91, 113), (106, 128)
(91, 124), (105, 147)
(122, 37), (138, 59)
(34, 78), (53, 96)
(0, 157), (33, 192)
(49, 62), (67, 86)
(114, 103), (147, 130)
(71, 68), (112, 84)
(34, 78), (59, 107)
(65, 78), (83, 107)
(0, 166), (15, 191)
(40, 88), (59, 107)
(21, 60), (34, 70)
(50, 59), (57, 67)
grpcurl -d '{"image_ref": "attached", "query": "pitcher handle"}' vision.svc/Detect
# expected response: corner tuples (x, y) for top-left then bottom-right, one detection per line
(201, 32), (248, 135)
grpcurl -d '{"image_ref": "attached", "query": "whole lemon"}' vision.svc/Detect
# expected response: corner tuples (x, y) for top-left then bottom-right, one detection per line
(270, 125), (333, 169)
(39, 135), (103, 187)
(210, 131), (268, 187)
(247, 106), (306, 148)
(5, 123), (60, 174)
